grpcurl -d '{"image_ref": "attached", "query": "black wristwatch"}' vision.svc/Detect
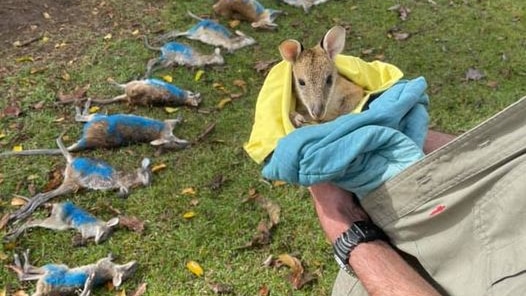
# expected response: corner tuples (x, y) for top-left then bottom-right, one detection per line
(333, 220), (388, 275)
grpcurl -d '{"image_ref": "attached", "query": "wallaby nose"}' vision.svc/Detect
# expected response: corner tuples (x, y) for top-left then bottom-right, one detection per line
(310, 104), (324, 120)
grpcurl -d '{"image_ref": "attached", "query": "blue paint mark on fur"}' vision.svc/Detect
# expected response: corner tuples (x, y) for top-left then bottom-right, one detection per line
(250, 0), (265, 15)
(62, 202), (98, 227)
(160, 42), (192, 60)
(43, 265), (88, 287)
(145, 79), (185, 98)
(77, 114), (165, 147)
(71, 158), (115, 179)
(189, 20), (232, 38)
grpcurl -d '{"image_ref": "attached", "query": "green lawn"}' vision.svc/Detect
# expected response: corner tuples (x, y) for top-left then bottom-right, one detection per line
(1, 0), (525, 295)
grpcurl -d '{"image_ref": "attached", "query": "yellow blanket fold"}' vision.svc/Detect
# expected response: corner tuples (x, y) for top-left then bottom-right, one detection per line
(244, 55), (404, 164)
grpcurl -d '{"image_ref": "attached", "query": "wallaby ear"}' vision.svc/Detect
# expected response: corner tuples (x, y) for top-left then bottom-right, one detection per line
(320, 26), (346, 59)
(106, 217), (119, 228)
(141, 158), (151, 169)
(113, 273), (123, 287)
(279, 39), (302, 63)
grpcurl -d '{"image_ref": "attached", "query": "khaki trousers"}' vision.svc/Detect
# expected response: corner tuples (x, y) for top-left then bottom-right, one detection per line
(333, 96), (526, 296)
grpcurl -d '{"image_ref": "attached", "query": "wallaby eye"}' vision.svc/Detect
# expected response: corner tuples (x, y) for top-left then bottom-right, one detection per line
(298, 79), (306, 86)
(326, 74), (333, 85)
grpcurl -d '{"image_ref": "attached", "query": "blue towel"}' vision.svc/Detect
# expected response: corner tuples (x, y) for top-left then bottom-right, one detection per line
(261, 77), (429, 199)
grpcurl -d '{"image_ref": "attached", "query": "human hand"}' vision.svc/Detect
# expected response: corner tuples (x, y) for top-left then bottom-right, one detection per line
(309, 183), (369, 243)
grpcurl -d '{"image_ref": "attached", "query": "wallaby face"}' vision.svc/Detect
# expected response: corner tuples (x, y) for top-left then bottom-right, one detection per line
(280, 26), (345, 121)
(279, 26), (363, 126)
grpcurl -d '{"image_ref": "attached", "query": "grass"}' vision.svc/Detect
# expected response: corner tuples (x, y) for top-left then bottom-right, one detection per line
(1, 0), (525, 295)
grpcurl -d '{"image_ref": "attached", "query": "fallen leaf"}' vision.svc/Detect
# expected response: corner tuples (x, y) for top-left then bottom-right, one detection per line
(183, 211), (196, 219)
(115, 289), (126, 296)
(53, 117), (65, 122)
(62, 71), (71, 81)
(164, 107), (179, 114)
(119, 215), (145, 233)
(30, 66), (48, 74)
(254, 59), (279, 74)
(217, 98), (232, 109)
(465, 67), (485, 81)
(43, 12), (51, 19)
(103, 33), (112, 40)
(228, 19), (240, 28)
(128, 283), (147, 296)
(272, 180), (287, 187)
(33, 100), (45, 110)
(42, 167), (64, 191)
(57, 85), (90, 102)
(151, 163), (167, 173)
(486, 80), (499, 89)
(186, 260), (204, 277)
(181, 187), (196, 195)
(194, 122), (216, 143)
(194, 70), (205, 81)
(207, 282), (233, 294)
(207, 174), (226, 191)
(233, 79), (247, 93)
(3, 105), (22, 117)
(12, 145), (23, 152)
(0, 251), (8, 261)
(89, 106), (100, 113)
(11, 196), (28, 206)
(258, 285), (270, 296)
(0, 133), (5, 140)
(16, 56), (34, 63)
(132, 29), (140, 36)
(276, 254), (317, 289)
(162, 75), (173, 82)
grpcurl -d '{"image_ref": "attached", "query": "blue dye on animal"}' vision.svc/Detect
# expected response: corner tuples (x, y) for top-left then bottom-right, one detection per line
(145, 78), (186, 98)
(61, 202), (99, 227)
(43, 265), (89, 287)
(189, 19), (232, 38)
(160, 42), (193, 60)
(71, 158), (116, 180)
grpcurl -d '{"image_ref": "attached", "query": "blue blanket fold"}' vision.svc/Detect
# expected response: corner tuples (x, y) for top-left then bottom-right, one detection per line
(261, 77), (429, 199)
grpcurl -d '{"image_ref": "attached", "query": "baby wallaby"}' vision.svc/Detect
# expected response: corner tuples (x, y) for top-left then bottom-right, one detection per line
(278, 25), (364, 127)
(0, 99), (189, 157)
(8, 250), (137, 296)
(4, 201), (119, 244)
(155, 11), (256, 53)
(6, 135), (151, 225)
(99, 78), (202, 107)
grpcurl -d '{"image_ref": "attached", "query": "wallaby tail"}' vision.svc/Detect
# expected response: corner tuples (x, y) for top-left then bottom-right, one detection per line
(187, 10), (204, 21)
(0, 149), (62, 157)
(56, 135), (73, 163)
(143, 36), (160, 51)
(8, 185), (74, 225)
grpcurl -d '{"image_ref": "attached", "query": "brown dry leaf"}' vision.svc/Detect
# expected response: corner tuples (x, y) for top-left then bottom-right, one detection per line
(33, 100), (45, 110)
(276, 254), (317, 289)
(388, 4), (411, 21)
(3, 105), (22, 117)
(258, 285), (270, 296)
(239, 220), (272, 249)
(57, 85), (90, 103)
(247, 193), (281, 226)
(30, 66), (48, 74)
(194, 122), (216, 143)
(233, 79), (247, 93)
(119, 215), (145, 233)
(0, 214), (10, 230)
(42, 167), (64, 192)
(11, 196), (28, 206)
(272, 180), (287, 187)
(128, 282), (147, 296)
(228, 19), (240, 28)
(388, 31), (411, 41)
(0, 251), (9, 261)
(13, 291), (29, 296)
(254, 59), (278, 74)
(486, 80), (499, 89)
(207, 282), (233, 294)
(465, 67), (485, 81)
(207, 174), (227, 191)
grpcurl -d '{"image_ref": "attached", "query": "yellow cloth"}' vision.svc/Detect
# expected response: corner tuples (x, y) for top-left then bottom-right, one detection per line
(244, 55), (404, 164)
